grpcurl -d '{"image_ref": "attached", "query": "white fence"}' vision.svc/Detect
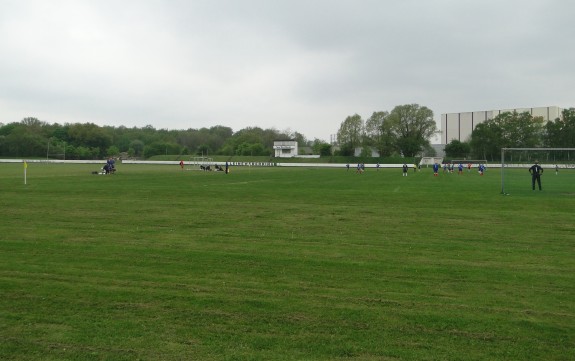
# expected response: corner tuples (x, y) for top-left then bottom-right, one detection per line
(4, 159), (572, 169)
(0, 159), (104, 164)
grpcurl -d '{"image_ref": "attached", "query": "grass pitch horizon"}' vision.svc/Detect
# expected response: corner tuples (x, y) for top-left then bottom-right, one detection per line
(1, 163), (574, 360)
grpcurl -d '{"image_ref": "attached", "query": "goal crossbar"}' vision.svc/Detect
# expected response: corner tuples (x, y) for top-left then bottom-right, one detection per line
(501, 148), (575, 151)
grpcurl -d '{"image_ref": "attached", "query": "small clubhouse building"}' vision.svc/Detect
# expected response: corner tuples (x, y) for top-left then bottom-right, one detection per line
(273, 140), (298, 158)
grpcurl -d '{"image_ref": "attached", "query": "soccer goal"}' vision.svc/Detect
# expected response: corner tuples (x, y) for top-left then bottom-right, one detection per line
(451, 159), (487, 165)
(190, 156), (213, 166)
(419, 157), (443, 167)
(500, 148), (575, 195)
(46, 139), (66, 160)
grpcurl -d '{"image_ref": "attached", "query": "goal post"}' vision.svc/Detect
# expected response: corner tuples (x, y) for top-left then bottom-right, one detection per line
(419, 157), (443, 167)
(500, 148), (575, 194)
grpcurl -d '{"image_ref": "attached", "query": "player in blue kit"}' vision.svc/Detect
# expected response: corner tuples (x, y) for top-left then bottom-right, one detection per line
(433, 162), (439, 177)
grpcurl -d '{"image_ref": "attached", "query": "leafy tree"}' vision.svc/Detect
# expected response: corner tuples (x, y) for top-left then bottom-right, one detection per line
(503, 112), (544, 147)
(235, 142), (267, 156)
(387, 104), (437, 157)
(312, 139), (332, 156)
(364, 111), (395, 156)
(196, 144), (212, 156)
(143, 142), (182, 158)
(67, 123), (112, 157)
(49, 123), (70, 143)
(65, 145), (100, 160)
(469, 111), (544, 160)
(207, 126), (233, 152)
(129, 140), (145, 157)
(223, 126), (282, 156)
(47, 138), (67, 159)
(337, 114), (363, 151)
(219, 144), (235, 156)
(249, 143), (266, 156)
(0, 123), (19, 156)
(444, 140), (471, 159)
(469, 121), (500, 160)
(291, 131), (308, 147)
(21, 117), (48, 135)
(0, 122), (18, 137)
(3, 125), (47, 157)
(334, 143), (354, 156)
(360, 146), (373, 158)
(107, 146), (120, 157)
(545, 108), (575, 147)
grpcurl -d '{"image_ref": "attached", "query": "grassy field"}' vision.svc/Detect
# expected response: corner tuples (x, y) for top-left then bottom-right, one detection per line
(1, 162), (574, 360)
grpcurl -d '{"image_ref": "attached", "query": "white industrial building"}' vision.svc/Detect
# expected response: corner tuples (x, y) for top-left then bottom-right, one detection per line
(440, 106), (563, 144)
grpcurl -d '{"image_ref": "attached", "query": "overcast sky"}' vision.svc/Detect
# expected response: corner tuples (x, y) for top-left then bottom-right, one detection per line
(1, 0), (573, 142)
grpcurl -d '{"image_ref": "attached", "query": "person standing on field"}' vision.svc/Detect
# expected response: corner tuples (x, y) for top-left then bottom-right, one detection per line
(402, 163), (408, 176)
(529, 161), (544, 190)
(433, 162), (439, 177)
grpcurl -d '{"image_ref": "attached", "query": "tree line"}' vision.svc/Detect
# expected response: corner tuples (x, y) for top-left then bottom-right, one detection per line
(336, 103), (438, 157)
(0, 118), (331, 159)
(335, 104), (575, 161)
(445, 107), (575, 161)
(2, 105), (573, 160)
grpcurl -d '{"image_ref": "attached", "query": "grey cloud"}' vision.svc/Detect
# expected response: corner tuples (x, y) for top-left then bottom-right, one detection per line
(1, 0), (574, 140)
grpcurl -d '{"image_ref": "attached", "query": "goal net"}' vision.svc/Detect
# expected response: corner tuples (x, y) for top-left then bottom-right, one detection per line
(419, 157), (443, 167)
(47, 139), (66, 160)
(500, 148), (575, 195)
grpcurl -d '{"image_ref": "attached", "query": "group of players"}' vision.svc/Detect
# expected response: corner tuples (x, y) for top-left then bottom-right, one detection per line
(432, 162), (486, 177)
(348, 160), (545, 191)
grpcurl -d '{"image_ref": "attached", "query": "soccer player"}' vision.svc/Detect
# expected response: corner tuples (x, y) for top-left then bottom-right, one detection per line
(433, 162), (439, 177)
(458, 163), (463, 175)
(478, 163), (485, 176)
(402, 164), (408, 176)
(529, 161), (544, 190)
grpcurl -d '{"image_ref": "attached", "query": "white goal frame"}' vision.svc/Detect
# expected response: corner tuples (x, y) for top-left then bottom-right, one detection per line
(500, 147), (575, 194)
(419, 157), (443, 167)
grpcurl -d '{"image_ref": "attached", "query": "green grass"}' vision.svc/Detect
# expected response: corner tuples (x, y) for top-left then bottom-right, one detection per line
(1, 163), (574, 360)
